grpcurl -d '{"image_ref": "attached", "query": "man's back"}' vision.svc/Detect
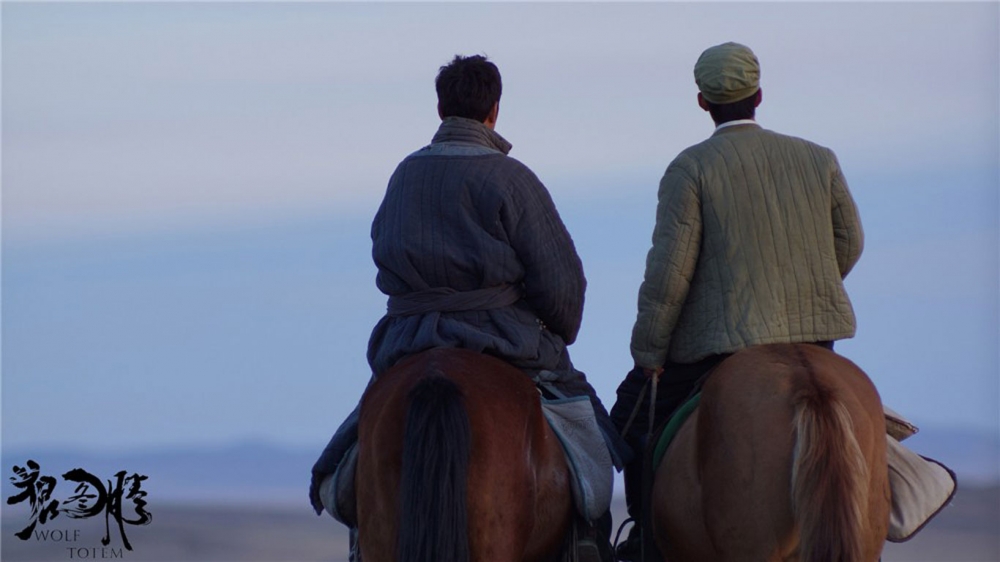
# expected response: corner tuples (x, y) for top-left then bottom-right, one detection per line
(632, 123), (863, 365)
(368, 117), (586, 376)
(373, 138), (533, 296)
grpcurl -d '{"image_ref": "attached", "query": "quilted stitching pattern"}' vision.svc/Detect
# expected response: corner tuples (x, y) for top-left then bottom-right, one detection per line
(631, 125), (863, 367)
(368, 118), (586, 375)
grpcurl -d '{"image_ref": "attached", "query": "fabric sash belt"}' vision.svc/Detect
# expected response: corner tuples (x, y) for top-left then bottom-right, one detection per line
(387, 284), (523, 317)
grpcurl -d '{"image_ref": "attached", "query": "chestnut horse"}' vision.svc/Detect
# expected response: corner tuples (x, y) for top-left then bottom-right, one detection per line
(356, 348), (573, 562)
(653, 344), (890, 562)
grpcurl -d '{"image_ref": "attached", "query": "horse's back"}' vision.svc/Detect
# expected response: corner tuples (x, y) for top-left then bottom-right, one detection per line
(655, 344), (889, 562)
(357, 348), (571, 562)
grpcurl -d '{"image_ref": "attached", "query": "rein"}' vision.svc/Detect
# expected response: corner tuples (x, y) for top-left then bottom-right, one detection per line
(648, 373), (659, 444)
(618, 371), (661, 444)
(618, 380), (648, 439)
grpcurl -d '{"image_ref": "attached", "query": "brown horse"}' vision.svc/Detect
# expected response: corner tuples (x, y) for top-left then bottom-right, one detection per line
(653, 343), (890, 562)
(355, 348), (573, 562)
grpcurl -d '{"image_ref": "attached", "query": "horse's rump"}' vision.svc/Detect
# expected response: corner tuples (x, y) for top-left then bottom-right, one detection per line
(654, 343), (890, 562)
(356, 348), (572, 562)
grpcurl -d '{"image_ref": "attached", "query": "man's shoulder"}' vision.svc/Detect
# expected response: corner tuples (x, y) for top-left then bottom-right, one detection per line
(405, 142), (507, 160)
(391, 145), (540, 195)
(399, 142), (532, 171)
(663, 126), (840, 183)
(762, 128), (834, 152)
(690, 126), (836, 160)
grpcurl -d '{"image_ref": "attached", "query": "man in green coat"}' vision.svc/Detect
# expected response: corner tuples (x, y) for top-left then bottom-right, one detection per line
(610, 42), (864, 561)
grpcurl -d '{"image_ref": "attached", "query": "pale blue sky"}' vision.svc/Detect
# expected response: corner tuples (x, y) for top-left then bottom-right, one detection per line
(2, 2), (997, 452)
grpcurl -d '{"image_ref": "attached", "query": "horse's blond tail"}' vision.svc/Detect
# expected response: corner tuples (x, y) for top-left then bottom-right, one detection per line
(791, 376), (869, 562)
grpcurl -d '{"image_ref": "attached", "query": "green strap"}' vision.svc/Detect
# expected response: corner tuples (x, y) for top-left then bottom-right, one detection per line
(652, 394), (701, 469)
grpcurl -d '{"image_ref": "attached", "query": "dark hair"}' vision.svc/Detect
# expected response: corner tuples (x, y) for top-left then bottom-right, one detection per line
(435, 55), (502, 122)
(706, 91), (758, 124)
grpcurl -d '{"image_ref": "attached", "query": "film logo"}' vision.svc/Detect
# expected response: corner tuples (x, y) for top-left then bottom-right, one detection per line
(6, 460), (151, 559)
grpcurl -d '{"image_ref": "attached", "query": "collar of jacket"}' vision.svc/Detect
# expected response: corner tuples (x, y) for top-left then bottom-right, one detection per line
(711, 121), (761, 138)
(432, 116), (513, 155)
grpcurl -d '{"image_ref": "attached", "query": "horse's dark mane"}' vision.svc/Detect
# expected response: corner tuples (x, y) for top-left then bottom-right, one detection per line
(397, 373), (471, 562)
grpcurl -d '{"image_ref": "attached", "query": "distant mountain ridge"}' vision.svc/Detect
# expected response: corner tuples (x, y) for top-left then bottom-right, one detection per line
(3, 427), (997, 509)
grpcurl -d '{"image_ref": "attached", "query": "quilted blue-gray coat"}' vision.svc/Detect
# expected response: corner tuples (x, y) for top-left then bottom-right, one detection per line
(309, 119), (626, 513)
(367, 117), (586, 376)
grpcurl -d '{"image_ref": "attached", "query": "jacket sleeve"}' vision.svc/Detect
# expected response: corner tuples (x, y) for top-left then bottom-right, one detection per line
(829, 153), (864, 277)
(630, 161), (702, 369)
(502, 164), (586, 345)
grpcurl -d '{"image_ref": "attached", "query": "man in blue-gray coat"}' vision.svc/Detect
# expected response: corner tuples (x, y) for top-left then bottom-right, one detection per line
(368, 55), (588, 385)
(311, 54), (626, 561)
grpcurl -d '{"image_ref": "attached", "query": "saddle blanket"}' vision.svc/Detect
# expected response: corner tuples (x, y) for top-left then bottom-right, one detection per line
(539, 395), (614, 521)
(320, 442), (358, 526)
(885, 434), (957, 542)
(320, 396), (613, 525)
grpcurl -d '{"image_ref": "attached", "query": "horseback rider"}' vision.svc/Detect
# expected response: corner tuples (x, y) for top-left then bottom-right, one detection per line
(609, 42), (864, 561)
(310, 54), (630, 561)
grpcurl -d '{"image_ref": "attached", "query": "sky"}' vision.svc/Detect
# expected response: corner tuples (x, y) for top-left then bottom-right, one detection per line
(2, 2), (998, 457)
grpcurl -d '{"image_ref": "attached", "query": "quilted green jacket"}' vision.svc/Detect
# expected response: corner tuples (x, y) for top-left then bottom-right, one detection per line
(631, 123), (863, 367)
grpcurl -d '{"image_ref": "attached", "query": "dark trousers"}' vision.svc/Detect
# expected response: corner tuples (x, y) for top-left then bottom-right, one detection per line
(609, 355), (728, 518)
